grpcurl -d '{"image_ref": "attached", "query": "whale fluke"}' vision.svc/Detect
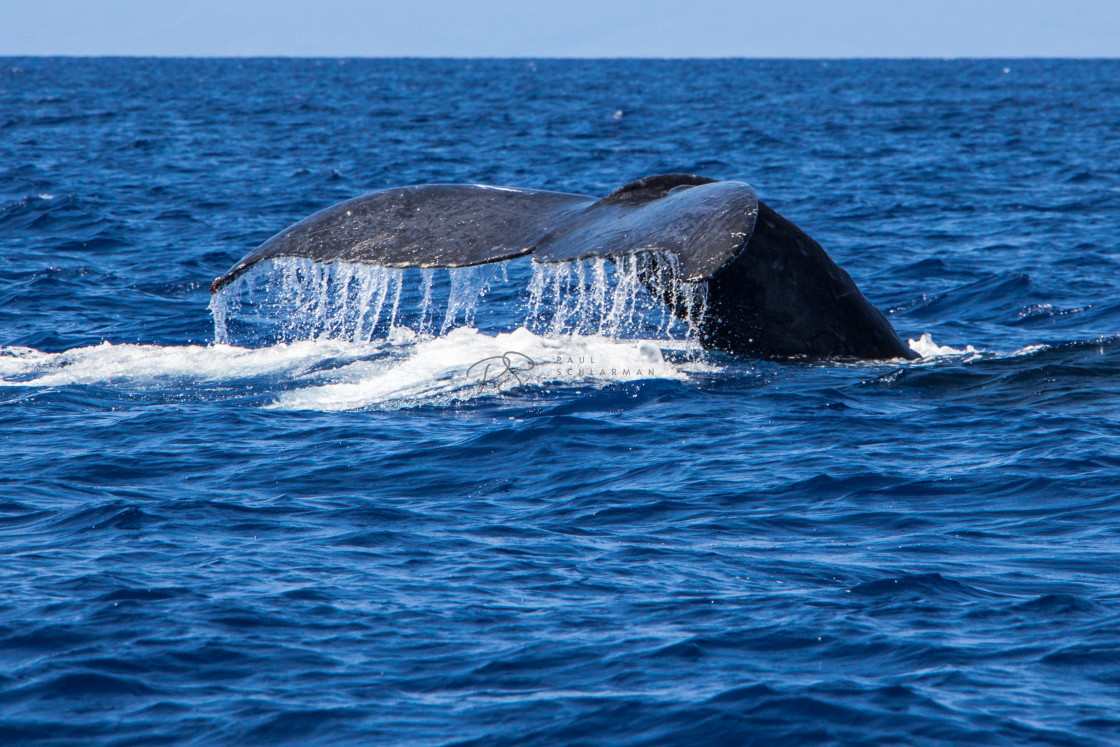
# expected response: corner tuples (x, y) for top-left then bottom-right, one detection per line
(211, 174), (915, 360)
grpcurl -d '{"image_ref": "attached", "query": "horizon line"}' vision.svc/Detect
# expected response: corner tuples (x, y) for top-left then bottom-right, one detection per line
(5, 54), (1119, 61)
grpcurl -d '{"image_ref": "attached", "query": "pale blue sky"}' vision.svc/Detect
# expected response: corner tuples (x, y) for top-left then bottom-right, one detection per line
(3, 0), (1119, 57)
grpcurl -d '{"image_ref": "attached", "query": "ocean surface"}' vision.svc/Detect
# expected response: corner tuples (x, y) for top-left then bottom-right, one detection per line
(2, 58), (1120, 745)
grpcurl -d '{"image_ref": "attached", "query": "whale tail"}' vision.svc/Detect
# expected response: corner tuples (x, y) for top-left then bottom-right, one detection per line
(211, 174), (915, 360)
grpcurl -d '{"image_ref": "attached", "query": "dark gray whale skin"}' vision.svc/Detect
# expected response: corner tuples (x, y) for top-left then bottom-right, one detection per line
(211, 174), (915, 360)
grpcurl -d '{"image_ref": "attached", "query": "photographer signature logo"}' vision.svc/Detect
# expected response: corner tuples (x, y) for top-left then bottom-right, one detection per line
(466, 351), (537, 388)
(466, 350), (657, 390)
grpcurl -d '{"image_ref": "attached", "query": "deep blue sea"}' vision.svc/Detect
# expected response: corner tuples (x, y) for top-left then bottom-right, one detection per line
(2, 58), (1120, 745)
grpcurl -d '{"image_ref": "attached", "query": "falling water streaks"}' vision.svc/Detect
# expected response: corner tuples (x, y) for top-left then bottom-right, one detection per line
(209, 253), (709, 347)
(526, 253), (707, 341)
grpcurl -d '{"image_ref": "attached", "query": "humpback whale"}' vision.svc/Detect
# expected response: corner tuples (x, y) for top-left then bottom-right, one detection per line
(211, 174), (915, 360)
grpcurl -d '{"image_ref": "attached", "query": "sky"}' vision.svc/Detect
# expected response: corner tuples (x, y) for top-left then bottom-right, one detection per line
(3, 0), (1119, 58)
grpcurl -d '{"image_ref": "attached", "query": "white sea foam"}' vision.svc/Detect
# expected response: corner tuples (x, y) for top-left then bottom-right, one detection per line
(0, 339), (379, 387)
(908, 333), (980, 359)
(272, 326), (695, 411)
(0, 328), (706, 410)
(906, 333), (1050, 362)
(1007, 344), (1048, 357)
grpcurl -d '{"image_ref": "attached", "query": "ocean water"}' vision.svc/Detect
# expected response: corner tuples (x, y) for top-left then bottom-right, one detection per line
(2, 57), (1120, 745)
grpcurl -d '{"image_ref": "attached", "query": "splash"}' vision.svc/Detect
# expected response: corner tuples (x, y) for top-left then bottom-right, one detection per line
(525, 253), (707, 341)
(19, 260), (1035, 410)
(209, 259), (421, 345)
(209, 254), (708, 349)
(201, 256), (717, 409)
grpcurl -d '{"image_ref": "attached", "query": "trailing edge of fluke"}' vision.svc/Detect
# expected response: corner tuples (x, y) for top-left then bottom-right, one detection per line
(211, 173), (916, 360)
